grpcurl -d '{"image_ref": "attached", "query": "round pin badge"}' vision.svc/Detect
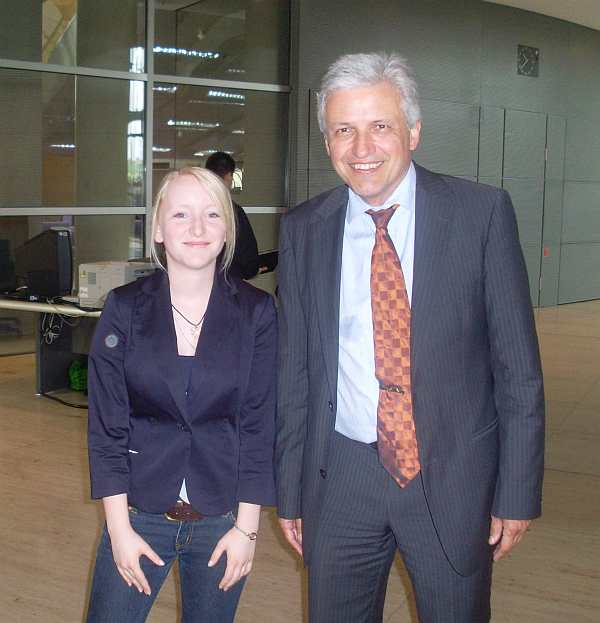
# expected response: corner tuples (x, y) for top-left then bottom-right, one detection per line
(104, 334), (119, 348)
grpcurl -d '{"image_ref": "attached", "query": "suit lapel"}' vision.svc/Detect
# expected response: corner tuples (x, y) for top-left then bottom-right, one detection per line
(411, 165), (453, 373)
(309, 187), (348, 399)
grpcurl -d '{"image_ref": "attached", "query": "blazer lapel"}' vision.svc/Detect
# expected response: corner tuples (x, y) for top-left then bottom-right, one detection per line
(142, 269), (238, 425)
(150, 272), (192, 423)
(188, 271), (237, 404)
(309, 187), (348, 400)
(411, 165), (453, 373)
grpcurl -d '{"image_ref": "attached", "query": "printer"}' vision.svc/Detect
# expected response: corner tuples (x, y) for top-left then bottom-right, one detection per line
(78, 261), (156, 308)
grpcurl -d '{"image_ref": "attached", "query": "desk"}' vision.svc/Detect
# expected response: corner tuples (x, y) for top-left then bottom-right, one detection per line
(0, 299), (100, 395)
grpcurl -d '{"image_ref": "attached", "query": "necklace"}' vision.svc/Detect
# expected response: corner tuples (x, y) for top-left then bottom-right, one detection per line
(174, 317), (199, 351)
(171, 303), (206, 338)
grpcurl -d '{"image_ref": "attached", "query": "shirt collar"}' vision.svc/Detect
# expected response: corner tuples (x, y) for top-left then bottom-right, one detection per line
(346, 161), (416, 224)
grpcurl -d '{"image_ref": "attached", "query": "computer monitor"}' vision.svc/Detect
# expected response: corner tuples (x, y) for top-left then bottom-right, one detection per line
(14, 228), (73, 299)
(0, 239), (16, 293)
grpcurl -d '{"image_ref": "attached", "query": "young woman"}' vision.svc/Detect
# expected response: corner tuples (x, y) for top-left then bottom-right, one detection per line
(86, 167), (277, 622)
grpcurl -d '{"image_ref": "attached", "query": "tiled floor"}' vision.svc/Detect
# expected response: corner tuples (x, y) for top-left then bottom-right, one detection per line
(0, 300), (598, 622)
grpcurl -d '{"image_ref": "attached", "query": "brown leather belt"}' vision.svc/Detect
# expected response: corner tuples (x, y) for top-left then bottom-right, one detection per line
(164, 500), (204, 522)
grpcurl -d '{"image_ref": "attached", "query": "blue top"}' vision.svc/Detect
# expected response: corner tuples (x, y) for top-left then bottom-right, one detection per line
(178, 354), (195, 394)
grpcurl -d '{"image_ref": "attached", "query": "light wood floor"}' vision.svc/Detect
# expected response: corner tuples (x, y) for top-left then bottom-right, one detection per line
(1, 300), (599, 622)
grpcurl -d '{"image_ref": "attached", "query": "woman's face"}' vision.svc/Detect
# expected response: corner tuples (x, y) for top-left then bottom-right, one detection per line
(155, 174), (227, 275)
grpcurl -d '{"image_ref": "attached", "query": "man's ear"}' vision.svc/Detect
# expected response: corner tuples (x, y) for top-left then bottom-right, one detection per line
(409, 120), (422, 152)
(324, 136), (331, 156)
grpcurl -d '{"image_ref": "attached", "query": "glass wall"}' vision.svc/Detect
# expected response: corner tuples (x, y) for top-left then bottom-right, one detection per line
(0, 0), (290, 353)
(154, 0), (289, 84)
(152, 83), (287, 206)
(0, 69), (145, 209)
(0, 0), (145, 72)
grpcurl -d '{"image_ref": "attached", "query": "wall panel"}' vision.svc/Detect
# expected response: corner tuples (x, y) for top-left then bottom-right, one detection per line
(295, 0), (600, 303)
(414, 100), (479, 177)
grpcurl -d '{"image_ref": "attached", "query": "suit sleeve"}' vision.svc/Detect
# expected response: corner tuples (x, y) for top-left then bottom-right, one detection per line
(484, 189), (545, 519)
(236, 294), (277, 506)
(232, 204), (260, 279)
(275, 215), (309, 519)
(87, 290), (132, 500)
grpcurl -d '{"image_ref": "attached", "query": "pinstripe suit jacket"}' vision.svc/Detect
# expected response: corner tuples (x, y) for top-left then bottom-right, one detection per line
(275, 164), (544, 575)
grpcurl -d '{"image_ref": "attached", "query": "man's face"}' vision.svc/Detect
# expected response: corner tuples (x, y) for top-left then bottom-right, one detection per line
(222, 171), (234, 190)
(324, 81), (421, 206)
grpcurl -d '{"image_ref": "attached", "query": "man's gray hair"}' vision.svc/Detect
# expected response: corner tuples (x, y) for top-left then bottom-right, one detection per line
(317, 52), (421, 134)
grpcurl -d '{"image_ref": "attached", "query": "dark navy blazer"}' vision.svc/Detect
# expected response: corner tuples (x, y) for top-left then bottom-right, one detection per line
(88, 268), (277, 515)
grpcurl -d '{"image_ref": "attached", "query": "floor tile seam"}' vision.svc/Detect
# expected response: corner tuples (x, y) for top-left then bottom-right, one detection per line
(383, 604), (409, 622)
(537, 327), (600, 335)
(546, 416), (600, 437)
(576, 376), (600, 404)
(531, 525), (600, 540)
(544, 466), (600, 479)
(547, 400), (579, 424)
(536, 327), (600, 337)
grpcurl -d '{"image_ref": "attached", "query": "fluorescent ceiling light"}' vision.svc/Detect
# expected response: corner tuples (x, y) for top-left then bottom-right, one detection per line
(193, 149), (234, 157)
(167, 119), (221, 129)
(208, 89), (245, 101)
(154, 46), (220, 60)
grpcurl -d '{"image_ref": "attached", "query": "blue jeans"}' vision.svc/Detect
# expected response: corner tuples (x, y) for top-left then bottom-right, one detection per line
(86, 508), (245, 623)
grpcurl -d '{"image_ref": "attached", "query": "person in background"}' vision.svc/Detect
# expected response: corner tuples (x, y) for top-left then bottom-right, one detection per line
(86, 166), (277, 623)
(275, 52), (544, 623)
(205, 152), (260, 280)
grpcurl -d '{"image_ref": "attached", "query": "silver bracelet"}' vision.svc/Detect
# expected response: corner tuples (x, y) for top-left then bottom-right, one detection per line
(233, 523), (257, 540)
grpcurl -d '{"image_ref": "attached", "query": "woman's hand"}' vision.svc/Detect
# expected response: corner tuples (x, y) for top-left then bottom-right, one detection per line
(109, 524), (165, 595)
(208, 527), (257, 591)
(102, 493), (164, 596)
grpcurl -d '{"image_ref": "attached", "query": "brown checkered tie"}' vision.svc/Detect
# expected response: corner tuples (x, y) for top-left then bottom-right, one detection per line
(367, 205), (420, 487)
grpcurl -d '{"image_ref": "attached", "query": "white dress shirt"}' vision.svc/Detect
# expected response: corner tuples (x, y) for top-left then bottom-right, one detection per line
(335, 162), (416, 443)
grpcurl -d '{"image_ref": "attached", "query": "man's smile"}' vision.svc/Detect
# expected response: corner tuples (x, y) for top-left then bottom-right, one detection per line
(349, 161), (383, 171)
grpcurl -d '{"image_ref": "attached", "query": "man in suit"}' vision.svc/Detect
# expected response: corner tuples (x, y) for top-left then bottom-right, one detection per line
(205, 151), (260, 279)
(275, 52), (544, 622)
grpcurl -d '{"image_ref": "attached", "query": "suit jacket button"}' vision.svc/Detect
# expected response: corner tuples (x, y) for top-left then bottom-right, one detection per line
(178, 424), (185, 431)
(328, 401), (333, 411)
(320, 469), (327, 479)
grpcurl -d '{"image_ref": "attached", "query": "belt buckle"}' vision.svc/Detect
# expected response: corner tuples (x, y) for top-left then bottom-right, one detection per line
(164, 501), (203, 522)
(164, 508), (180, 522)
(164, 501), (186, 522)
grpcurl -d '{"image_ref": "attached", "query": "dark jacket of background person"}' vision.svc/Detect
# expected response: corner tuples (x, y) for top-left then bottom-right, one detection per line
(231, 200), (260, 280)
(88, 268), (277, 514)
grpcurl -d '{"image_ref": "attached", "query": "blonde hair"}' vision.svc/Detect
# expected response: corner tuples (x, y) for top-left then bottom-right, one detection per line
(150, 167), (236, 273)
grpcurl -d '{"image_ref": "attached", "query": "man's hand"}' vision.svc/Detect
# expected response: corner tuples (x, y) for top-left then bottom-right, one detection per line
(489, 516), (531, 561)
(278, 517), (303, 557)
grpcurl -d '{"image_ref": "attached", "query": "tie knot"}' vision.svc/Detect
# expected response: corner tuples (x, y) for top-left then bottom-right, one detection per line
(366, 205), (398, 230)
